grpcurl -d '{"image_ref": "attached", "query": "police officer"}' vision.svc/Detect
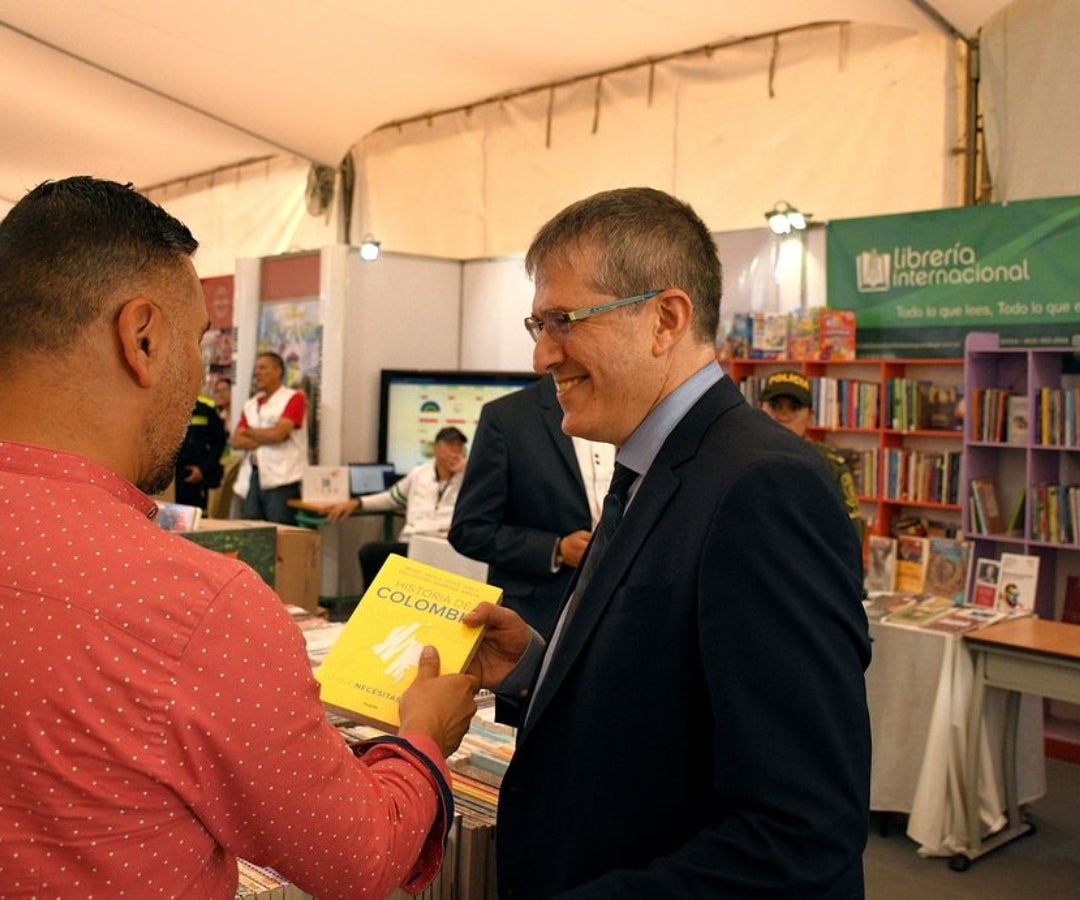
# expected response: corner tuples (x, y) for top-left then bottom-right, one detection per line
(175, 394), (228, 510)
(759, 370), (864, 540)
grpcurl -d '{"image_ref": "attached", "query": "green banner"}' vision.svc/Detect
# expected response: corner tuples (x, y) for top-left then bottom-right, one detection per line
(826, 195), (1080, 357)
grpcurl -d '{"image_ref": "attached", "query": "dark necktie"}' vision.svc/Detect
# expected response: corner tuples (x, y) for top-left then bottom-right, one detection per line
(525, 462), (638, 725)
(557, 461), (638, 634)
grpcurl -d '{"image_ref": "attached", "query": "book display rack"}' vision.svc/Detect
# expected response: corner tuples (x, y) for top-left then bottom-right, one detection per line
(725, 355), (964, 538)
(963, 331), (1080, 760)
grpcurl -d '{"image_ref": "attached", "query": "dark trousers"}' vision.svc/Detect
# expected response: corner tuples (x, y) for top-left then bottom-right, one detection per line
(241, 467), (300, 525)
(358, 541), (408, 590)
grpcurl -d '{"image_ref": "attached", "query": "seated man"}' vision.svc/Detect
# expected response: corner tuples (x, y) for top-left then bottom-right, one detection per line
(325, 427), (468, 587)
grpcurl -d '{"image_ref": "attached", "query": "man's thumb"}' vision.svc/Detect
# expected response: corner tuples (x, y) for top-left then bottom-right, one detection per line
(415, 645), (440, 678)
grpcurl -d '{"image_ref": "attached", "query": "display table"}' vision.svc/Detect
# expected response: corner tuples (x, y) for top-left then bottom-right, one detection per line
(866, 619), (1045, 857)
(956, 618), (1080, 867)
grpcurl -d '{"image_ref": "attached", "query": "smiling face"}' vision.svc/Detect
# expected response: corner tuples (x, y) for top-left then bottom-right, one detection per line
(531, 245), (663, 446)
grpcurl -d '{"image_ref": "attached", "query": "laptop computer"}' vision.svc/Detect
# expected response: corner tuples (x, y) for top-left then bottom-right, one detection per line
(348, 463), (397, 498)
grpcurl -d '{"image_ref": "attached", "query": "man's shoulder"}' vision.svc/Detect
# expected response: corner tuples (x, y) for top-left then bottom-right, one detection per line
(809, 440), (847, 467)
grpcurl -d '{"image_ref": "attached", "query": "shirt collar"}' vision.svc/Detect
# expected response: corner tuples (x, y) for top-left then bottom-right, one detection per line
(617, 360), (724, 478)
(0, 440), (159, 519)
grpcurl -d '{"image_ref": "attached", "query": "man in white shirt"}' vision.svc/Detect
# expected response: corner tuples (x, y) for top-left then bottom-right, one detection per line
(230, 351), (308, 525)
(325, 427), (467, 587)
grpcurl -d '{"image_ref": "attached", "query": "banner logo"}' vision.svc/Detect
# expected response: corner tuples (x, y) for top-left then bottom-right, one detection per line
(856, 249), (890, 292)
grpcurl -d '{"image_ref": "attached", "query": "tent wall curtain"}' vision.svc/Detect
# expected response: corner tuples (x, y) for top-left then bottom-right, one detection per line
(980, 0), (1080, 203)
(111, 3), (1080, 278)
(350, 23), (962, 260)
(143, 156), (338, 277)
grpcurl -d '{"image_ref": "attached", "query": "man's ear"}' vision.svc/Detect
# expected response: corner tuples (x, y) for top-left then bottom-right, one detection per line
(116, 297), (160, 388)
(652, 290), (693, 355)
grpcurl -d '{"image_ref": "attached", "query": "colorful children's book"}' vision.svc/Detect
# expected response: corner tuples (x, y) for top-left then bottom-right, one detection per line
(315, 554), (502, 732)
(971, 557), (1001, 608)
(895, 535), (930, 594)
(996, 552), (1040, 613)
(864, 535), (898, 593)
(923, 537), (971, 604)
(885, 594), (957, 628)
(863, 591), (917, 621)
(922, 605), (1006, 634)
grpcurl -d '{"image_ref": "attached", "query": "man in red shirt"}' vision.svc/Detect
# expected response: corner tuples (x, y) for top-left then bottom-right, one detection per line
(0, 177), (478, 898)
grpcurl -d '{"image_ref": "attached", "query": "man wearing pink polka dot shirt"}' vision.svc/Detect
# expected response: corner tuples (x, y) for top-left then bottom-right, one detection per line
(0, 177), (479, 899)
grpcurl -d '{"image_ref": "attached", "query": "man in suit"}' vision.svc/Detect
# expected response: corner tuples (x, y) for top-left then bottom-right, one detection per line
(464, 187), (871, 898)
(448, 376), (611, 640)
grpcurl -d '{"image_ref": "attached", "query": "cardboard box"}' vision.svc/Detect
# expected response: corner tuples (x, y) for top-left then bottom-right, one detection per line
(179, 519), (277, 587)
(275, 525), (322, 612)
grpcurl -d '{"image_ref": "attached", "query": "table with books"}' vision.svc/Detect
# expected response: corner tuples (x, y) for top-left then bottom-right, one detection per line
(865, 599), (1046, 858)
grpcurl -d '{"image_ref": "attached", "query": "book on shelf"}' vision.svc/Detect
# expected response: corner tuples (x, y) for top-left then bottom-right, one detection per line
(1006, 489), (1026, 536)
(749, 311), (788, 359)
(996, 552), (1040, 613)
(923, 537), (971, 605)
(922, 605), (1007, 634)
(786, 308), (818, 361)
(236, 858), (312, 899)
(971, 557), (1001, 608)
(725, 312), (751, 359)
(926, 384), (962, 431)
(895, 535), (930, 594)
(153, 500), (202, 532)
(969, 476), (1004, 534)
(884, 593), (957, 627)
(1062, 575), (1080, 626)
(1006, 394), (1030, 444)
(315, 553), (502, 733)
(864, 535), (898, 593)
(818, 309), (856, 361)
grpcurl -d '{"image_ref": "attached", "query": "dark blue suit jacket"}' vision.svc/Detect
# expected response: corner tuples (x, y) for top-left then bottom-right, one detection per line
(449, 377), (593, 640)
(496, 375), (872, 898)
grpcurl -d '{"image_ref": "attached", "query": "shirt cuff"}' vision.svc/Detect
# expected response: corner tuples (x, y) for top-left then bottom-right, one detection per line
(355, 733), (453, 893)
(550, 537), (562, 573)
(494, 627), (546, 701)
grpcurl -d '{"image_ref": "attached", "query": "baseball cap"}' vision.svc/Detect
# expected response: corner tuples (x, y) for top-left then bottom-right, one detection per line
(434, 426), (468, 444)
(760, 370), (813, 408)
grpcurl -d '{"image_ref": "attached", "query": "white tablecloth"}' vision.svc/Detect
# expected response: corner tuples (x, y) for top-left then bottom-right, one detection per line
(866, 619), (1046, 855)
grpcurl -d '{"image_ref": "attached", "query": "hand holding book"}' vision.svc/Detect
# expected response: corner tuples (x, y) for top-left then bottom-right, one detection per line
(398, 646), (479, 757)
(461, 601), (533, 691)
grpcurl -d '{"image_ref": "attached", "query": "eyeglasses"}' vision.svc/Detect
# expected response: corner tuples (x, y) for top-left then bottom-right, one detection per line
(524, 290), (661, 343)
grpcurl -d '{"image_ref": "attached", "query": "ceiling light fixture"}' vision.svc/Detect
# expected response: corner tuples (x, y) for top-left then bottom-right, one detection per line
(359, 235), (381, 261)
(765, 201), (810, 235)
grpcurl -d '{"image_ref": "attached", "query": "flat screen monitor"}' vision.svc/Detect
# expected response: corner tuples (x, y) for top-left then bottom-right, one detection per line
(378, 369), (540, 475)
(348, 462), (398, 497)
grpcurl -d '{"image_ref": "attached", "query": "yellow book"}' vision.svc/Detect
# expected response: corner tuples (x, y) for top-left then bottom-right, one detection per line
(315, 554), (501, 732)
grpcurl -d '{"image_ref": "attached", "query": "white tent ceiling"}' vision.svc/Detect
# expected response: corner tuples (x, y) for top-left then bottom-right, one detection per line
(0, 1), (1011, 209)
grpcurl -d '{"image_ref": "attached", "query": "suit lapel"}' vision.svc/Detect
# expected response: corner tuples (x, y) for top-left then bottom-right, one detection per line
(520, 379), (742, 740)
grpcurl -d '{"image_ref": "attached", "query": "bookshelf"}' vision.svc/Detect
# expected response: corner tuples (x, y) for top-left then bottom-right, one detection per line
(724, 355), (964, 539)
(963, 331), (1080, 761)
